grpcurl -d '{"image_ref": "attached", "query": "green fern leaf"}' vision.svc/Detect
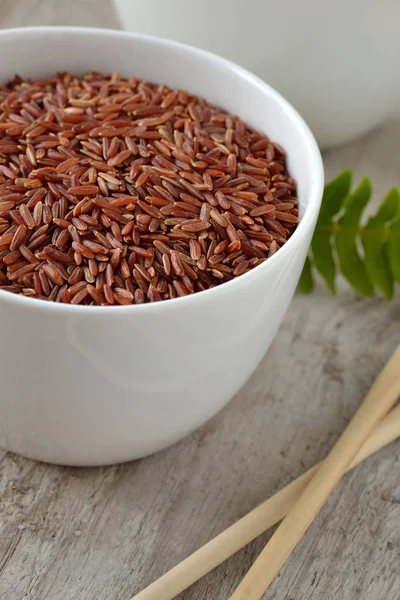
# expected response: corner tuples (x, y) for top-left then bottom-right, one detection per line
(361, 188), (400, 299)
(298, 170), (400, 298)
(335, 178), (374, 296)
(387, 202), (400, 283)
(311, 169), (352, 294)
(298, 256), (314, 294)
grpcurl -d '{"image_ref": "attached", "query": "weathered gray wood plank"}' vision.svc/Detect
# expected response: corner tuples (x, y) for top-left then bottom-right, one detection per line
(0, 3), (399, 599)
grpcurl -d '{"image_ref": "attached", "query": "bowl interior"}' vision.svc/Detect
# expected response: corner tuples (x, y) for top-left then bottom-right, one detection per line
(0, 27), (322, 226)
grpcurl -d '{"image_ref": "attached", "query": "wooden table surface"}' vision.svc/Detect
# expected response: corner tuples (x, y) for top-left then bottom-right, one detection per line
(0, 2), (399, 599)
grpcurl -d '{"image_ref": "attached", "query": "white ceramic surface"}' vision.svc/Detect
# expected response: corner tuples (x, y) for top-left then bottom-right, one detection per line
(0, 27), (323, 466)
(113, 0), (400, 149)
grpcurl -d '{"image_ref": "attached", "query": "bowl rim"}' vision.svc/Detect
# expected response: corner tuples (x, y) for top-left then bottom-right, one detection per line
(0, 26), (324, 315)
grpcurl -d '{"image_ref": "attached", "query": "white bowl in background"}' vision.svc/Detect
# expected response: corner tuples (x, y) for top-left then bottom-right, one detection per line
(113, 0), (400, 149)
(0, 27), (323, 466)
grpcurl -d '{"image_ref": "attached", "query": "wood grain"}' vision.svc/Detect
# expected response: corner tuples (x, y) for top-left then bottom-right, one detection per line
(0, 2), (399, 599)
(229, 348), (400, 599)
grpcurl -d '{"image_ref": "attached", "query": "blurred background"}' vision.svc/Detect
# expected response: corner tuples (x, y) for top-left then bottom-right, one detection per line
(2, 0), (400, 150)
(0, 0), (119, 29)
(1, 0), (399, 189)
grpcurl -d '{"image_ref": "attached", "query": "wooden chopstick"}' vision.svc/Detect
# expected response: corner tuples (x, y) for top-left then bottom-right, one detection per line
(131, 361), (400, 600)
(229, 345), (400, 600)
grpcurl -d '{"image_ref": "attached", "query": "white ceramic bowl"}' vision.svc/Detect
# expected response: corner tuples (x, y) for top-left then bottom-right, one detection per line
(0, 27), (323, 466)
(113, 0), (400, 149)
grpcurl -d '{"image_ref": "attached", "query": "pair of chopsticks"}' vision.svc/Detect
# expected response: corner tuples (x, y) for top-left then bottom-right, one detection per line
(132, 346), (400, 600)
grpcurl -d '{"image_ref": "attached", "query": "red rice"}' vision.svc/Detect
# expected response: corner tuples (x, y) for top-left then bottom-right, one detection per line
(0, 72), (298, 305)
